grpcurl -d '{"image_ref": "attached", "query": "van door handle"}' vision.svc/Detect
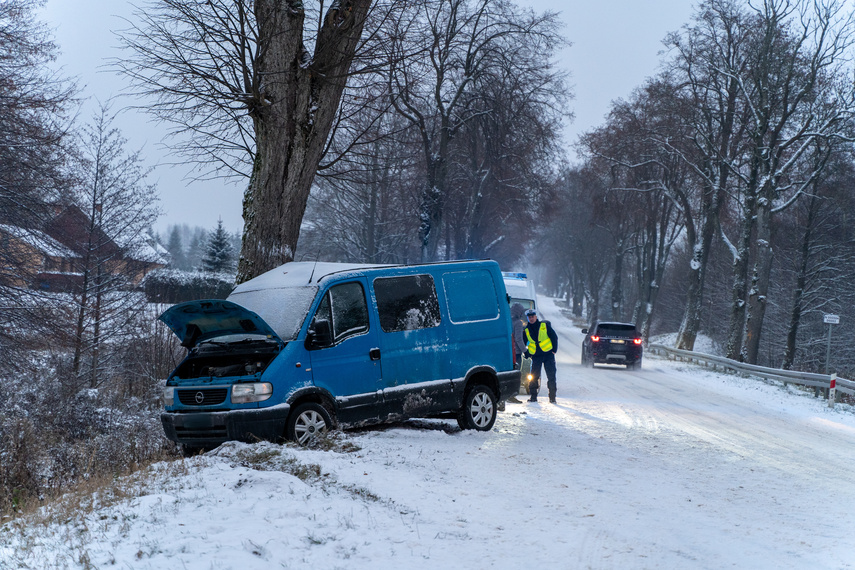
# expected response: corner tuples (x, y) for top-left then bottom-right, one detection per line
(369, 348), (381, 361)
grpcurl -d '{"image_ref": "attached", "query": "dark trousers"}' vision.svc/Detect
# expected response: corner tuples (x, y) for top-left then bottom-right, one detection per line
(529, 352), (557, 400)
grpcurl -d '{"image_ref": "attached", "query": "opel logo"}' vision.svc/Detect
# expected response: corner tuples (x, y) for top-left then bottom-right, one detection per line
(194, 391), (205, 404)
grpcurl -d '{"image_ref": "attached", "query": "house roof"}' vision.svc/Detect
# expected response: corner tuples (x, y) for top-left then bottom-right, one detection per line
(43, 204), (168, 266)
(0, 224), (80, 259)
(45, 204), (120, 258)
(125, 236), (170, 265)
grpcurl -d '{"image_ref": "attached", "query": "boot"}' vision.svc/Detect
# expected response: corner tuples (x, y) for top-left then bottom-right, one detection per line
(528, 385), (538, 402)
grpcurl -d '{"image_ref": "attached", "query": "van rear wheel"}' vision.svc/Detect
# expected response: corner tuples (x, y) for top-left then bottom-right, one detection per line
(287, 403), (332, 446)
(457, 385), (497, 431)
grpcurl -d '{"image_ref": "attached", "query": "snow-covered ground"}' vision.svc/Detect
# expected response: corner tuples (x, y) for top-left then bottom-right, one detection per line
(3, 297), (855, 569)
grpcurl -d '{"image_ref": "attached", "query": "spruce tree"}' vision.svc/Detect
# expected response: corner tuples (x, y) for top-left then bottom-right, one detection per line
(200, 218), (234, 273)
(187, 229), (207, 270)
(165, 226), (186, 268)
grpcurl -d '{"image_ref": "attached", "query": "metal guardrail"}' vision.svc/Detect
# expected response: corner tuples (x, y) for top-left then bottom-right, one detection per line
(647, 343), (855, 406)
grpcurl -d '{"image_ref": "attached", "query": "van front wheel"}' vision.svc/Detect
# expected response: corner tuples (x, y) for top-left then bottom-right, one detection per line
(287, 403), (332, 446)
(457, 385), (497, 431)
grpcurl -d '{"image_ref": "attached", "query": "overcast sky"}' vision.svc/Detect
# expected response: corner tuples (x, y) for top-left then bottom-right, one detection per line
(38, 0), (695, 236)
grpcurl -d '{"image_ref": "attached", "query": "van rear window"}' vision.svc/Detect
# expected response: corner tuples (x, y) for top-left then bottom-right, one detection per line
(374, 274), (441, 332)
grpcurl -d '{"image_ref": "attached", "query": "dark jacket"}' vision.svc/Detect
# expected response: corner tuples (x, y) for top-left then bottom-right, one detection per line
(510, 303), (526, 356)
(524, 319), (558, 357)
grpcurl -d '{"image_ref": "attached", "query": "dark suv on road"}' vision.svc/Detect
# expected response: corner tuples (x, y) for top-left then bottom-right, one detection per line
(581, 322), (643, 369)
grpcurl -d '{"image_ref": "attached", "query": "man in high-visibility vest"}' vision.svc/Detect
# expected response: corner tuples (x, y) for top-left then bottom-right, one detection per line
(523, 308), (558, 403)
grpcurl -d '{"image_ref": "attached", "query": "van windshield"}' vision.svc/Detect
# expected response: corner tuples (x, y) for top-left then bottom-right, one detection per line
(227, 286), (319, 341)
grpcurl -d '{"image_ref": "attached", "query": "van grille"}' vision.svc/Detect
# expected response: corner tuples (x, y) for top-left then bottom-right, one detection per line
(177, 388), (228, 406)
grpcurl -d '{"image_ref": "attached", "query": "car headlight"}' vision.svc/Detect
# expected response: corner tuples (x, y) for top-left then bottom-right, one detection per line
(163, 387), (174, 406)
(231, 382), (273, 404)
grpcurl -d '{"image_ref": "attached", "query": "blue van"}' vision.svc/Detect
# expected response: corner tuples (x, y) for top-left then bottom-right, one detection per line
(159, 260), (519, 448)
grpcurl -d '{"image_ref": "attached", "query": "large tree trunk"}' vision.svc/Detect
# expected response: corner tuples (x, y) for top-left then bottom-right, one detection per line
(636, 202), (672, 342)
(743, 200), (774, 364)
(571, 267), (584, 317)
(725, 185), (757, 361)
(365, 156), (379, 263)
(783, 193), (818, 369)
(419, 125), (450, 262)
(610, 246), (624, 320)
(675, 265), (702, 350)
(675, 74), (738, 351)
(236, 1), (372, 283)
(675, 203), (716, 350)
(585, 287), (599, 325)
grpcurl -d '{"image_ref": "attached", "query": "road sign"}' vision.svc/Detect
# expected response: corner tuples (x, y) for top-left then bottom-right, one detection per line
(824, 315), (839, 374)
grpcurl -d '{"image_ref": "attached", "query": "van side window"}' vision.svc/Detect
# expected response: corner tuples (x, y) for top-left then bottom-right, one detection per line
(442, 269), (499, 322)
(374, 274), (441, 332)
(311, 281), (369, 345)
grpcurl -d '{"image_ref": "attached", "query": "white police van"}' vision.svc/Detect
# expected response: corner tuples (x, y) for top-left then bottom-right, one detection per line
(502, 272), (536, 311)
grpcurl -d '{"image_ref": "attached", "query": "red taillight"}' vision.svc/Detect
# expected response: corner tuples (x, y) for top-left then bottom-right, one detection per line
(633, 338), (642, 345)
(591, 335), (600, 342)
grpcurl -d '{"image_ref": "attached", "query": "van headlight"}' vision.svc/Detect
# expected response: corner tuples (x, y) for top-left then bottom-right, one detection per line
(231, 382), (273, 404)
(163, 387), (174, 406)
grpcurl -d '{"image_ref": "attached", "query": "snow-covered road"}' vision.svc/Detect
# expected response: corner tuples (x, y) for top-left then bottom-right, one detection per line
(3, 297), (855, 569)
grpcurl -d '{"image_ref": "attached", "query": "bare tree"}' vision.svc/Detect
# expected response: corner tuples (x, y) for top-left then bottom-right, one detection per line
(115, 0), (373, 283)
(721, 0), (855, 363)
(0, 0), (75, 220)
(384, 0), (567, 262)
(580, 85), (688, 337)
(580, 77), (709, 342)
(656, 0), (752, 351)
(445, 26), (568, 263)
(65, 102), (160, 390)
(301, 110), (422, 263)
(0, 0), (76, 367)
(779, 147), (855, 370)
(542, 168), (613, 325)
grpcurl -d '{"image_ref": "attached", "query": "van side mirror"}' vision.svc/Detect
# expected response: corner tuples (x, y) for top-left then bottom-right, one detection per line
(306, 318), (333, 349)
(581, 328), (588, 335)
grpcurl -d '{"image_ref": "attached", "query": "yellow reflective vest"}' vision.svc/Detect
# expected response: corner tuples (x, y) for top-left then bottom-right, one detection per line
(525, 322), (553, 355)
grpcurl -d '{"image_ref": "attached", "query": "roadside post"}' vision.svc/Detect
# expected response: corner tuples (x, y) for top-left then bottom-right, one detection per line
(828, 373), (837, 408)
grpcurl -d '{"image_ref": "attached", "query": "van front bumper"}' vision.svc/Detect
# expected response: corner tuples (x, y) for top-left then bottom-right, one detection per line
(161, 403), (291, 446)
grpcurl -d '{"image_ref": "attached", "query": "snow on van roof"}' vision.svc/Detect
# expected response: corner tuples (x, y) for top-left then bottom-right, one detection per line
(232, 260), (500, 293)
(230, 262), (391, 294)
(227, 261), (495, 340)
(226, 262), (391, 340)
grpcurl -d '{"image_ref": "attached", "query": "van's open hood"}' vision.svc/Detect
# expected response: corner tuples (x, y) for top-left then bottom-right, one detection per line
(159, 299), (282, 348)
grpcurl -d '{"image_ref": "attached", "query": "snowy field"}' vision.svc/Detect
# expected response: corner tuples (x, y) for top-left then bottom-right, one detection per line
(2, 297), (855, 569)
